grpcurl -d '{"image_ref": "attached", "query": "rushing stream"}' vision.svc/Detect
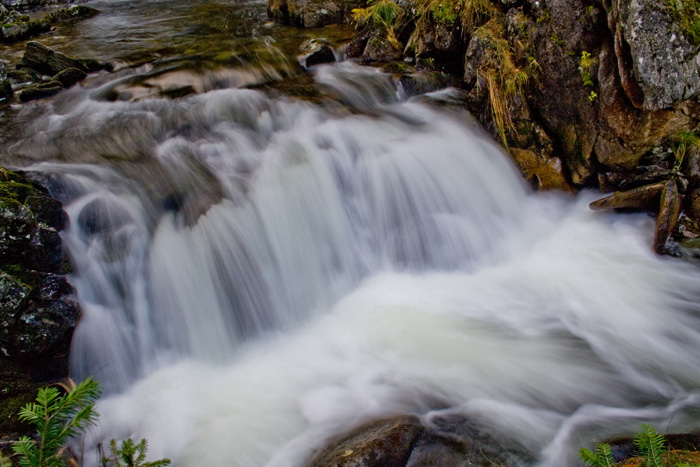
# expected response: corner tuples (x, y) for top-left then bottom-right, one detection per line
(2, 1), (700, 465)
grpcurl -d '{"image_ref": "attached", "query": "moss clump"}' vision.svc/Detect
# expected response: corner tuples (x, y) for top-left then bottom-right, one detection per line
(666, 0), (700, 45)
(473, 17), (540, 147)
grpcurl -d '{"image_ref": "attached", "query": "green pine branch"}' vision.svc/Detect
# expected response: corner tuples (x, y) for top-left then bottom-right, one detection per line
(12, 377), (101, 467)
(635, 425), (667, 467)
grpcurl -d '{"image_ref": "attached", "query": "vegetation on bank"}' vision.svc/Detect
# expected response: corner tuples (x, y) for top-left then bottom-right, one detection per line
(580, 425), (700, 467)
(1, 378), (170, 467)
(351, 0), (539, 146)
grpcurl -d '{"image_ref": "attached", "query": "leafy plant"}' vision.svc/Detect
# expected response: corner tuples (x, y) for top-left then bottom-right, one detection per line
(579, 50), (597, 87)
(0, 453), (12, 467)
(473, 17), (540, 147)
(12, 377), (101, 467)
(352, 0), (404, 43)
(580, 425), (700, 467)
(665, 0), (700, 45)
(670, 131), (700, 173)
(102, 438), (171, 467)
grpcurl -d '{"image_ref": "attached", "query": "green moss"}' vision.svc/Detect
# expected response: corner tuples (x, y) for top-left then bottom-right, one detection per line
(666, 0), (700, 45)
(429, 0), (458, 25)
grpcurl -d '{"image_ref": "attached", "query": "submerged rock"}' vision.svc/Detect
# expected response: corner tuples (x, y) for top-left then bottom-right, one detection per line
(309, 413), (534, 467)
(309, 416), (425, 467)
(18, 79), (63, 101)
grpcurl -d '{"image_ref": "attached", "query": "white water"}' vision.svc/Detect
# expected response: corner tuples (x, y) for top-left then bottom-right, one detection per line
(6, 63), (700, 466)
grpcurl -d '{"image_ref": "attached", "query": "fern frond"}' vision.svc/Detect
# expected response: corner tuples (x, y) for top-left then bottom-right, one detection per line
(634, 425), (666, 467)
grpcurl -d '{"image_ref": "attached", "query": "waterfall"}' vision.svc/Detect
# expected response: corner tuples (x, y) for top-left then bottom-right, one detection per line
(5, 62), (700, 466)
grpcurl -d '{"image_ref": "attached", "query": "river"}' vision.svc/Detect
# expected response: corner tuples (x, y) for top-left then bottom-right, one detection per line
(2, 1), (700, 465)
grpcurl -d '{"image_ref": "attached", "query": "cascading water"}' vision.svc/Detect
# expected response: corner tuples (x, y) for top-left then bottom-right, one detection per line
(3, 3), (700, 465)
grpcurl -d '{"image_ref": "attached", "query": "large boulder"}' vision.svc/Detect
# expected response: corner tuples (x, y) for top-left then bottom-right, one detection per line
(608, 0), (700, 111)
(20, 41), (108, 76)
(0, 168), (79, 437)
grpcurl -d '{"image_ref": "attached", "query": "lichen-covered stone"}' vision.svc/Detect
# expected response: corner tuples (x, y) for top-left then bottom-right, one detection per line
(609, 0), (700, 110)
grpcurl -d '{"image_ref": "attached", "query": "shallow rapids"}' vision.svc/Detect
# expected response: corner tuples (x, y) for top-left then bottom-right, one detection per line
(3, 49), (700, 467)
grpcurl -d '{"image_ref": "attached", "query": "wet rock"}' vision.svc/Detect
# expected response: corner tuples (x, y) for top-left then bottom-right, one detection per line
(7, 274), (78, 359)
(0, 168), (78, 436)
(52, 66), (87, 87)
(18, 79), (63, 101)
(0, 19), (29, 42)
(654, 178), (682, 253)
(510, 148), (574, 192)
(589, 181), (665, 211)
(409, 412), (534, 467)
(309, 416), (424, 467)
(299, 38), (336, 68)
(360, 33), (403, 63)
(0, 169), (69, 275)
(21, 41), (110, 76)
(0, 62), (11, 101)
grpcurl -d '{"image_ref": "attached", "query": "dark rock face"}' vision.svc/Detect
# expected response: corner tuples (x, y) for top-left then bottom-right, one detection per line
(0, 168), (79, 436)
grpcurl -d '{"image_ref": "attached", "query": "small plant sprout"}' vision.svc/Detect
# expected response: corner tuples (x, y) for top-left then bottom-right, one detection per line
(102, 438), (171, 467)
